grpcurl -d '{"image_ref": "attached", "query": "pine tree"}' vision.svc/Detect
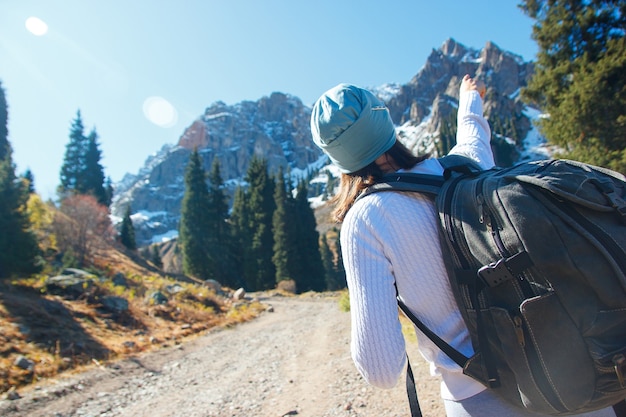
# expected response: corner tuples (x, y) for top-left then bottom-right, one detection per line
(293, 180), (325, 292)
(333, 227), (347, 288)
(104, 177), (114, 208)
(119, 205), (136, 250)
(245, 157), (276, 291)
(0, 81), (40, 278)
(206, 157), (236, 286)
(59, 110), (87, 197)
(151, 244), (163, 268)
(436, 112), (457, 157)
(272, 168), (289, 282)
(179, 149), (213, 280)
(0, 82), (8, 162)
(507, 118), (519, 145)
(489, 115), (518, 167)
(323, 169), (337, 200)
(520, 0), (626, 173)
(229, 185), (251, 288)
(272, 167), (299, 285)
(22, 169), (35, 194)
(82, 129), (110, 206)
(320, 233), (338, 290)
(59, 112), (111, 204)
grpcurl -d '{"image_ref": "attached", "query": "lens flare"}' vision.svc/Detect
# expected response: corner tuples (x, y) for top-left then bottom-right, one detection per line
(25, 16), (49, 36)
(143, 96), (178, 128)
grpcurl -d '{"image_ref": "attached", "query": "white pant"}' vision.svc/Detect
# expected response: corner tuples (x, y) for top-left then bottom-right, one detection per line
(444, 390), (617, 417)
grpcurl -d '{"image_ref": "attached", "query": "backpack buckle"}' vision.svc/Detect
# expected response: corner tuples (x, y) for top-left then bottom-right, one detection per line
(478, 258), (515, 287)
(478, 252), (534, 288)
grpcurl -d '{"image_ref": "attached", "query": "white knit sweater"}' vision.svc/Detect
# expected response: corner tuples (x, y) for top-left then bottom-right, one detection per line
(341, 89), (495, 401)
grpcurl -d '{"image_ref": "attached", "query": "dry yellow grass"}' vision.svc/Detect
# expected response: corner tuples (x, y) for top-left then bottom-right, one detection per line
(0, 247), (266, 395)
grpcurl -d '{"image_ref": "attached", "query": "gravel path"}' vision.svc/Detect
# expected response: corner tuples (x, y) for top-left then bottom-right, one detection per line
(0, 294), (443, 417)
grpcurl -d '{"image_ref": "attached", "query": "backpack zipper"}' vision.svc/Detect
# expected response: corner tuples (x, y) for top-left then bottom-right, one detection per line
(443, 175), (474, 271)
(442, 175), (478, 310)
(513, 315), (526, 347)
(516, 313), (568, 413)
(486, 212), (535, 298)
(477, 179), (536, 298)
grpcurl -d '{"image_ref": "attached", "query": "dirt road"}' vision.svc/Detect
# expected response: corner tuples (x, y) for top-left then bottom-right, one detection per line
(0, 294), (443, 417)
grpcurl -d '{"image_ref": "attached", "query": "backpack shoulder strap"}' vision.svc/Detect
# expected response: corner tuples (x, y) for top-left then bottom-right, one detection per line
(398, 299), (469, 367)
(356, 156), (481, 202)
(361, 173), (445, 199)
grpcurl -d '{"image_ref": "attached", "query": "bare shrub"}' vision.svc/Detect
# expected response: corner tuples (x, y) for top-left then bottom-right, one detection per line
(53, 194), (115, 266)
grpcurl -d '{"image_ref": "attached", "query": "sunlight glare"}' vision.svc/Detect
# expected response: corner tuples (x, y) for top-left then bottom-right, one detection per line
(25, 16), (49, 36)
(143, 96), (178, 128)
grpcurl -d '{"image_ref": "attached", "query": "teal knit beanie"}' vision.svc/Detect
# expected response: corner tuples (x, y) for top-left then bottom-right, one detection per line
(310, 84), (396, 173)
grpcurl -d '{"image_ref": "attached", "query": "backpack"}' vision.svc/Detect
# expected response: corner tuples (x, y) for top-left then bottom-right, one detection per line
(361, 157), (626, 416)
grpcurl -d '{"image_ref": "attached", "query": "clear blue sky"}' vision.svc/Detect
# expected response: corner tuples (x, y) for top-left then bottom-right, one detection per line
(0, 0), (537, 201)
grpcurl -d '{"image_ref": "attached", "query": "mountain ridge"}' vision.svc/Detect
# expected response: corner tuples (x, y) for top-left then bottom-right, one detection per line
(111, 38), (546, 248)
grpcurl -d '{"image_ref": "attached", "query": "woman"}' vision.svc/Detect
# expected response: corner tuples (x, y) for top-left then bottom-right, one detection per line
(309, 75), (616, 416)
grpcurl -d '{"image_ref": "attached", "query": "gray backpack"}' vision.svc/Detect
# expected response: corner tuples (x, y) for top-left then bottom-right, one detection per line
(362, 157), (626, 416)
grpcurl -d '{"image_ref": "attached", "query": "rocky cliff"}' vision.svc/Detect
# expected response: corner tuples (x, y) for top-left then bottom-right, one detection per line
(111, 92), (323, 245)
(384, 38), (534, 153)
(111, 38), (540, 247)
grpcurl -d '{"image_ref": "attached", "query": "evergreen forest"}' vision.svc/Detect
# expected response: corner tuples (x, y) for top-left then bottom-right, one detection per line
(1, 0), (625, 290)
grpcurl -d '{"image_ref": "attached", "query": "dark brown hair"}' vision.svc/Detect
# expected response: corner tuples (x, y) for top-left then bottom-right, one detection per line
(329, 140), (429, 222)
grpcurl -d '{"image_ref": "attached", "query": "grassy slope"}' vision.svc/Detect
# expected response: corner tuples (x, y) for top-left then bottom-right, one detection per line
(0, 247), (266, 395)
